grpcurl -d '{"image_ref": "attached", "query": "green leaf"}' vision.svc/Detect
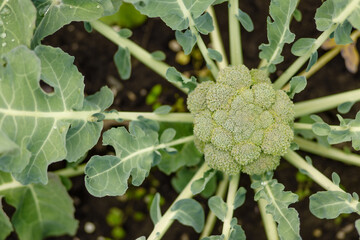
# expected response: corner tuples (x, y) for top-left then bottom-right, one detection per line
(306, 51), (318, 72)
(233, 187), (246, 209)
(288, 76), (307, 99)
(312, 122), (331, 136)
(291, 38), (316, 57)
(191, 169), (216, 195)
(208, 196), (227, 222)
(0, 172), (77, 240)
(166, 67), (197, 92)
(84, 22), (93, 32)
(154, 105), (172, 115)
(208, 48), (223, 62)
(171, 199), (204, 233)
(337, 101), (355, 114)
(315, 0), (334, 31)
(32, 0), (106, 46)
(236, 9), (254, 32)
(309, 191), (359, 219)
(160, 128), (176, 143)
(194, 12), (214, 34)
(118, 28), (133, 38)
(201, 235), (224, 240)
(229, 218), (246, 240)
(355, 219), (360, 235)
(293, 9), (302, 22)
(175, 30), (197, 55)
(150, 193), (162, 225)
(127, 0), (216, 31)
(114, 45), (131, 80)
(85, 123), (159, 196)
(151, 51), (166, 61)
(331, 172), (341, 186)
(0, 197), (12, 240)
(252, 173), (301, 240)
(259, 0), (297, 72)
(0, 0), (36, 54)
(334, 21), (353, 45)
(96, 0), (123, 17)
(0, 46), (111, 184)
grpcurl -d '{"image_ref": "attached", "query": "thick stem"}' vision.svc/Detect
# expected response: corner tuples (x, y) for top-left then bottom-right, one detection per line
(54, 164), (86, 178)
(147, 163), (210, 240)
(283, 150), (342, 191)
(228, 0), (243, 66)
(294, 136), (360, 167)
(208, 6), (229, 69)
(222, 174), (240, 240)
(294, 122), (360, 133)
(104, 111), (193, 123)
(90, 20), (187, 93)
(200, 175), (229, 239)
(273, 24), (338, 89)
(294, 88), (360, 117)
(257, 198), (279, 240)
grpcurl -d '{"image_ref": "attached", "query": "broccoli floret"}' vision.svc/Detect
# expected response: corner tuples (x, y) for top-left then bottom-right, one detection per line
(187, 65), (294, 175)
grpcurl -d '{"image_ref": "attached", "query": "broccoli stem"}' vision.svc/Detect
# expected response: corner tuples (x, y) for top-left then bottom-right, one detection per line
(200, 175), (229, 239)
(103, 111), (194, 123)
(228, 0), (243, 66)
(90, 20), (188, 93)
(294, 136), (360, 167)
(147, 163), (211, 240)
(208, 6), (229, 69)
(222, 174), (240, 240)
(294, 88), (360, 117)
(257, 197), (279, 240)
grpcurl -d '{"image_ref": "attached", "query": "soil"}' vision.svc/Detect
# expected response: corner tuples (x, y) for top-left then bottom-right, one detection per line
(9, 1), (360, 240)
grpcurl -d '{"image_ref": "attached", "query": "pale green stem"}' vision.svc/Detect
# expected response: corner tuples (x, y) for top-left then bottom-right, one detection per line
(294, 136), (360, 167)
(147, 163), (211, 240)
(104, 111), (193, 123)
(0, 178), (23, 192)
(294, 88), (360, 118)
(273, 24), (338, 89)
(283, 150), (343, 191)
(257, 198), (279, 240)
(54, 164), (86, 178)
(90, 20), (187, 93)
(208, 6), (229, 69)
(228, 0), (243, 66)
(294, 122), (360, 133)
(222, 174), (240, 240)
(200, 175), (229, 239)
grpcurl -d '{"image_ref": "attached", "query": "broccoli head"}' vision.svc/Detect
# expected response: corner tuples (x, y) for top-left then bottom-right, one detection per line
(187, 65), (294, 175)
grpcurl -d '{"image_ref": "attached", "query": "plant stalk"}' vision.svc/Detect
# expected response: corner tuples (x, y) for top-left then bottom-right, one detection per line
(104, 111), (193, 123)
(294, 136), (360, 167)
(228, 0), (243, 66)
(257, 198), (279, 240)
(294, 88), (360, 117)
(90, 20), (188, 93)
(208, 6), (229, 69)
(54, 164), (86, 178)
(283, 150), (342, 191)
(147, 163), (211, 240)
(200, 174), (229, 239)
(222, 174), (240, 240)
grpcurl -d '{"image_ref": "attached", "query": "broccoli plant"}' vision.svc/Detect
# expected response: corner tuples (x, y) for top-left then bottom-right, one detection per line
(1, 0), (360, 240)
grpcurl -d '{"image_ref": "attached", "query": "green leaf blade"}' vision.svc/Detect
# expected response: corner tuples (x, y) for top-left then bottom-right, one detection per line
(0, 0), (36, 54)
(150, 193), (162, 225)
(208, 196), (227, 222)
(171, 198), (205, 233)
(85, 124), (159, 197)
(0, 197), (12, 240)
(114, 45), (131, 80)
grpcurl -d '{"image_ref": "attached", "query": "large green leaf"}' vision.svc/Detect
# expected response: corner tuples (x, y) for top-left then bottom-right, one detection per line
(309, 191), (359, 219)
(0, 0), (36, 54)
(0, 46), (113, 184)
(259, 0), (297, 72)
(31, 0), (108, 45)
(85, 123), (160, 197)
(252, 173), (301, 240)
(171, 199), (204, 233)
(0, 197), (12, 240)
(125, 0), (216, 30)
(0, 172), (77, 240)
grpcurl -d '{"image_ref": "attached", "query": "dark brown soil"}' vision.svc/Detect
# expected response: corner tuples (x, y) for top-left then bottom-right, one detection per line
(16, 1), (360, 240)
